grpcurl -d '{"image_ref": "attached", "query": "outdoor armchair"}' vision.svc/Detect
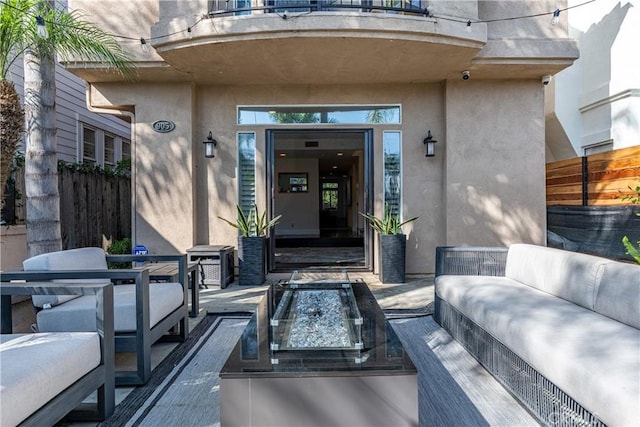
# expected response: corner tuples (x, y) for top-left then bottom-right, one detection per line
(15, 247), (189, 385)
(0, 280), (115, 427)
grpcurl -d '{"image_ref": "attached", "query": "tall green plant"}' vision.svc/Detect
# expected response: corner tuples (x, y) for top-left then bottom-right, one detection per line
(0, 0), (133, 257)
(218, 204), (282, 237)
(620, 183), (640, 264)
(360, 205), (418, 235)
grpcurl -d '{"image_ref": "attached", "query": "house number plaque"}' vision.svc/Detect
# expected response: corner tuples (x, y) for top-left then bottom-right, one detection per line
(152, 120), (175, 133)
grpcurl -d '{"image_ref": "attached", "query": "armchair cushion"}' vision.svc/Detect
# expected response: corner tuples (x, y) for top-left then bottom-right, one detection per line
(0, 332), (101, 427)
(24, 247), (110, 308)
(36, 282), (184, 332)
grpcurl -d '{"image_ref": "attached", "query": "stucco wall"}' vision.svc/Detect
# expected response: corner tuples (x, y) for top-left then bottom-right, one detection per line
(552, 0), (640, 154)
(90, 78), (546, 273)
(91, 83), (196, 253)
(444, 80), (546, 247)
(0, 226), (27, 271)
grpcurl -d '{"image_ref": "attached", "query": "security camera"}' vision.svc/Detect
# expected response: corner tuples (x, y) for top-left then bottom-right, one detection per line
(462, 70), (470, 80)
(542, 75), (552, 85)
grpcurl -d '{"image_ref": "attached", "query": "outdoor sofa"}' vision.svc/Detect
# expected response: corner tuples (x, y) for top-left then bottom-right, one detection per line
(17, 247), (189, 385)
(434, 243), (640, 427)
(0, 280), (115, 427)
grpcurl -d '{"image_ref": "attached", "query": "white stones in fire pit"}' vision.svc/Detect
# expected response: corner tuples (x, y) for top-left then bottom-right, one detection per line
(286, 290), (352, 348)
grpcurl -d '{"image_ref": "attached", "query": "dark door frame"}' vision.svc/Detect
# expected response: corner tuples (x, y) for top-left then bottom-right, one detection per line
(265, 128), (374, 272)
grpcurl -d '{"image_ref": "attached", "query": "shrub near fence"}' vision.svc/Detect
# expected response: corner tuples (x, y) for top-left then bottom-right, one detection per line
(1, 161), (131, 249)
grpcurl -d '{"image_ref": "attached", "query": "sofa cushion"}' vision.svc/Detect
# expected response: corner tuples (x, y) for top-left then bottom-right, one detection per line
(436, 275), (640, 427)
(24, 247), (110, 308)
(594, 261), (640, 329)
(0, 332), (100, 427)
(37, 282), (184, 333)
(505, 244), (607, 310)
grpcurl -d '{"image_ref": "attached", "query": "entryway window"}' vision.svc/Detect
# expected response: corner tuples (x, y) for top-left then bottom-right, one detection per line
(238, 132), (256, 214)
(383, 131), (402, 216)
(238, 105), (401, 125)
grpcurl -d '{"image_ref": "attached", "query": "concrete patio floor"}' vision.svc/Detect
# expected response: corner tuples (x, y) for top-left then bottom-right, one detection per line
(7, 272), (435, 426)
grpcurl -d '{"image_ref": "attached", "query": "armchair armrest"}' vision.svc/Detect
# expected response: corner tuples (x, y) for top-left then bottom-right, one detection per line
(0, 280), (115, 423)
(1, 269), (147, 334)
(1, 279), (115, 337)
(106, 254), (188, 285)
(435, 246), (508, 277)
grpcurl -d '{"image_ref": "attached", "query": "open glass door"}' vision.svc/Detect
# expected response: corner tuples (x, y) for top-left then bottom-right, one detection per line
(267, 129), (373, 272)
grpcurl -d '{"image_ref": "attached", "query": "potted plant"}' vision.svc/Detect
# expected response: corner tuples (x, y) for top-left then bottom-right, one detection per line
(621, 183), (640, 264)
(219, 204), (281, 285)
(360, 206), (418, 283)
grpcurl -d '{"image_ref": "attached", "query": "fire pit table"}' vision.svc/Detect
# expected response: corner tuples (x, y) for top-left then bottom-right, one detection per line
(220, 272), (418, 426)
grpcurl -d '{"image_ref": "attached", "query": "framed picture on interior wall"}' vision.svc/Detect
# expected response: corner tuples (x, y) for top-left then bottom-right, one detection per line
(278, 172), (308, 193)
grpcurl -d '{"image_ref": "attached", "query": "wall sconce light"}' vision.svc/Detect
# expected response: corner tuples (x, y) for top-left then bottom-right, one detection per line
(203, 131), (217, 158)
(423, 130), (437, 157)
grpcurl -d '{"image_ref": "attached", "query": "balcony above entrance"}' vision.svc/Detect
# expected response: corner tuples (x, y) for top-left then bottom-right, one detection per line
(65, 0), (578, 85)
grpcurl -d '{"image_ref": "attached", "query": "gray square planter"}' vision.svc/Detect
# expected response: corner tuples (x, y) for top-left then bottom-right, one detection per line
(379, 234), (407, 283)
(238, 236), (265, 286)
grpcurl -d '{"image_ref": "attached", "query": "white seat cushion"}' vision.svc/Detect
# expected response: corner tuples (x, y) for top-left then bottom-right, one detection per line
(594, 260), (640, 329)
(23, 247), (110, 308)
(436, 275), (640, 427)
(0, 332), (100, 427)
(37, 282), (184, 333)
(505, 244), (608, 310)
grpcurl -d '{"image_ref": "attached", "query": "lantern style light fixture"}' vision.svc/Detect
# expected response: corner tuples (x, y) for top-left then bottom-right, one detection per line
(203, 131), (217, 158)
(423, 130), (437, 157)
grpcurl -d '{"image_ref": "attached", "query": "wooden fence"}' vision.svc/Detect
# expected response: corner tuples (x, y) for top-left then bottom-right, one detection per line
(2, 166), (131, 249)
(546, 145), (640, 206)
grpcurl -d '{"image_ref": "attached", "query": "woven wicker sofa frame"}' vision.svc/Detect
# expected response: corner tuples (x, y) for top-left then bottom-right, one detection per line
(0, 281), (115, 426)
(433, 246), (604, 427)
(1, 254), (189, 386)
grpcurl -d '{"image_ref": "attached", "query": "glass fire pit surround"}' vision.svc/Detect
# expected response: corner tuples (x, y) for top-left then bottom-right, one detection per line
(220, 272), (418, 427)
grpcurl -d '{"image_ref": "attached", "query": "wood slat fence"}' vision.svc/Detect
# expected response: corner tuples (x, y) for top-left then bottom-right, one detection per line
(2, 166), (131, 249)
(546, 145), (640, 206)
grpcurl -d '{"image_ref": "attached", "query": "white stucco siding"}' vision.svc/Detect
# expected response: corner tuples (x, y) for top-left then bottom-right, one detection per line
(553, 0), (640, 154)
(130, 84), (196, 254)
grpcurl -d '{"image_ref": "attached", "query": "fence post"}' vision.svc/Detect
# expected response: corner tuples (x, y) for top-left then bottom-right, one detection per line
(581, 156), (588, 206)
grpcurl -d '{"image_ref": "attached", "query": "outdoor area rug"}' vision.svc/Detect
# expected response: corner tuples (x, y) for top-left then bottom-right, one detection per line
(99, 313), (251, 427)
(98, 307), (536, 426)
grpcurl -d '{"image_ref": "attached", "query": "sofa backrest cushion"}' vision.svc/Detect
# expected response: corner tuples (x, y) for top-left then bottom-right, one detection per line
(505, 244), (607, 310)
(595, 261), (640, 329)
(24, 247), (110, 308)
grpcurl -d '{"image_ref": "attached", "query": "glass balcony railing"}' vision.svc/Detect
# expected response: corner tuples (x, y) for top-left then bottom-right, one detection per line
(209, 0), (429, 17)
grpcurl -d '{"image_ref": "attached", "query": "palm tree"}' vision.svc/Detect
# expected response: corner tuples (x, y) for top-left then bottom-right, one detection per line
(0, 0), (133, 256)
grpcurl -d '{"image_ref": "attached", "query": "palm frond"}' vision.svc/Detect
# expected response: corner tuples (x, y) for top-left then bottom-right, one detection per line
(45, 7), (134, 79)
(220, 204), (281, 237)
(0, 0), (134, 80)
(0, 0), (30, 78)
(360, 205), (418, 235)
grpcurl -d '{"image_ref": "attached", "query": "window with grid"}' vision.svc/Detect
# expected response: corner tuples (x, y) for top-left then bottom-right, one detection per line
(322, 182), (339, 209)
(83, 126), (97, 164)
(383, 131), (401, 217)
(104, 133), (115, 166)
(122, 139), (131, 161)
(238, 132), (256, 218)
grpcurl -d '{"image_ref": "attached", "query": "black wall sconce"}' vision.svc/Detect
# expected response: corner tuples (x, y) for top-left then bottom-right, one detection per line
(203, 131), (217, 158)
(423, 130), (437, 157)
